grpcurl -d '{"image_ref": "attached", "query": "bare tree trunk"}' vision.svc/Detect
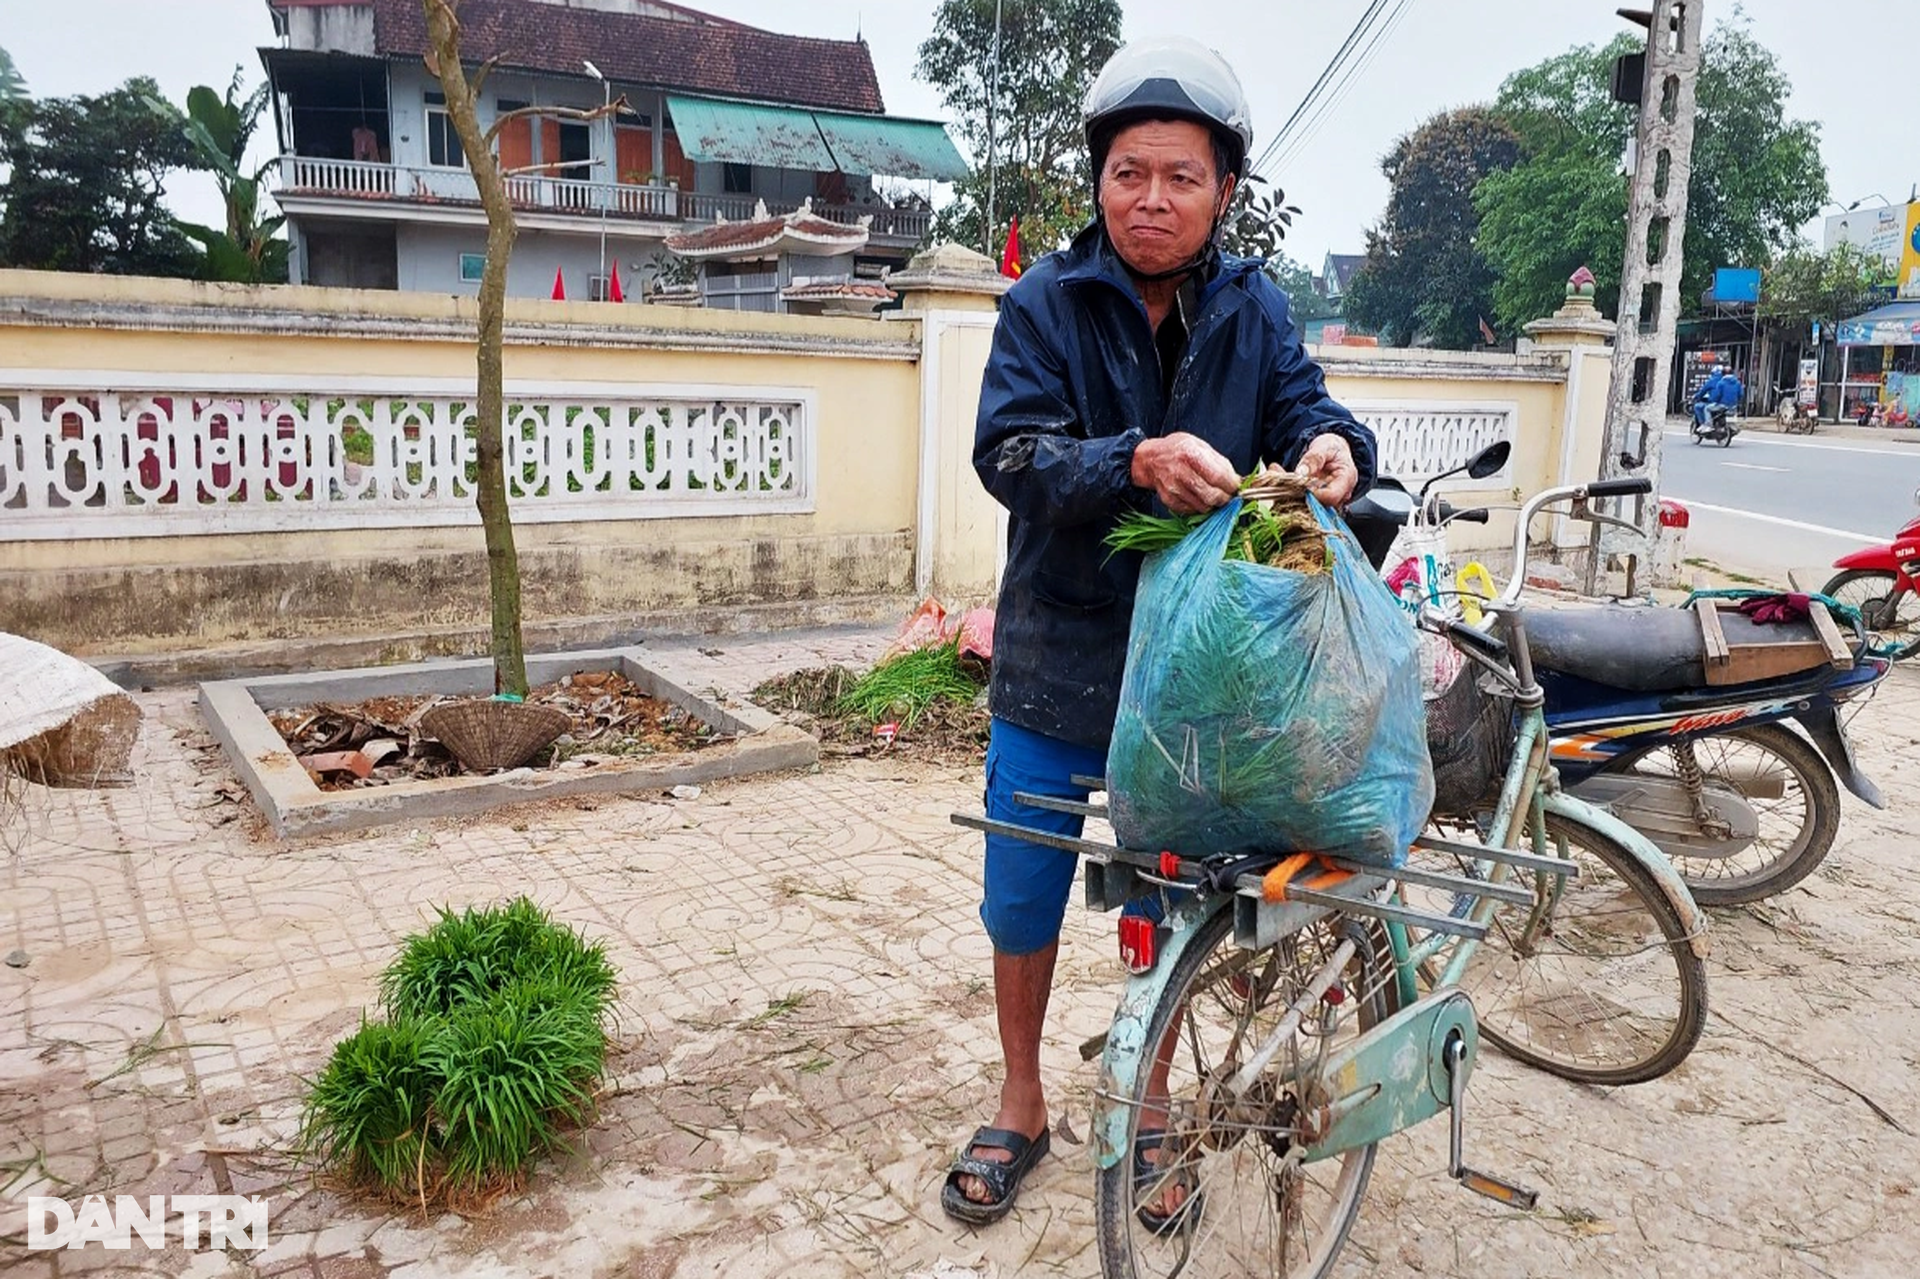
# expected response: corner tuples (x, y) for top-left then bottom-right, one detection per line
(424, 0), (528, 697)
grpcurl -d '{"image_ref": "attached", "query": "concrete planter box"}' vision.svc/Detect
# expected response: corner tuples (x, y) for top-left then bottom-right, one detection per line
(199, 647), (816, 838)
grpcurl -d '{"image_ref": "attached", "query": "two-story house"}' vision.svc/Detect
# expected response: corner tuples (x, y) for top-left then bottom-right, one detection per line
(261, 0), (967, 299)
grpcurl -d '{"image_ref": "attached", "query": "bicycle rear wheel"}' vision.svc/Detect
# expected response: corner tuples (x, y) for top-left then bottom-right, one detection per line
(1094, 908), (1391, 1279)
(1423, 813), (1707, 1085)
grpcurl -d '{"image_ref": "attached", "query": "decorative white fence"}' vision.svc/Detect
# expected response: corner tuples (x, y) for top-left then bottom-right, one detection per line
(0, 377), (814, 540)
(1352, 402), (1517, 485)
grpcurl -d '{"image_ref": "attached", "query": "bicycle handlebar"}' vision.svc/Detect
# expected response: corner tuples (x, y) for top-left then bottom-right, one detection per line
(1501, 478), (1650, 606)
(1586, 477), (1654, 499)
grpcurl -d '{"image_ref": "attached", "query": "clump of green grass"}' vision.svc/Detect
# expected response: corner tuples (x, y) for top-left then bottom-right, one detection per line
(381, 897), (615, 1021)
(298, 898), (617, 1210)
(1105, 471), (1332, 573)
(836, 639), (983, 728)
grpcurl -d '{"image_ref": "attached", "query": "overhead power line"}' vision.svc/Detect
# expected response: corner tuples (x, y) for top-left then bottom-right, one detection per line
(1263, 0), (1418, 181)
(1249, 0), (1393, 177)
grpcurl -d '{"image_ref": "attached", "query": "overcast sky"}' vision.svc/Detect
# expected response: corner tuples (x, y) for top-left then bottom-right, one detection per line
(1, 0), (1909, 270)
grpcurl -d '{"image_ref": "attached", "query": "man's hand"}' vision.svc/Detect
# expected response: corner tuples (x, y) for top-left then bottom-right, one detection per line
(1131, 433), (1240, 515)
(1294, 433), (1359, 507)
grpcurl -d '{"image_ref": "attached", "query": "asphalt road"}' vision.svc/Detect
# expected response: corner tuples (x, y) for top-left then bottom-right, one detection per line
(1659, 426), (1920, 583)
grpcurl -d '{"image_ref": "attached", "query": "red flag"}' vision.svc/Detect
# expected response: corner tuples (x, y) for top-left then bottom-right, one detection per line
(551, 267), (566, 301)
(608, 259), (624, 303)
(1477, 315), (1496, 346)
(999, 217), (1023, 279)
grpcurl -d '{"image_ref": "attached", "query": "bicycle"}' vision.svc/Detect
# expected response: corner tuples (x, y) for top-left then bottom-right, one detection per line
(953, 475), (1708, 1279)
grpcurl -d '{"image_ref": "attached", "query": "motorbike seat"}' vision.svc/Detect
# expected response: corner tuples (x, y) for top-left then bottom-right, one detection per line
(1524, 602), (1837, 693)
(1525, 604), (1705, 692)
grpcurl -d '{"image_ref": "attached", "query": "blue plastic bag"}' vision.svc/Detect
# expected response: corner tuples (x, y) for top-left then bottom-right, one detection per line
(1106, 496), (1433, 867)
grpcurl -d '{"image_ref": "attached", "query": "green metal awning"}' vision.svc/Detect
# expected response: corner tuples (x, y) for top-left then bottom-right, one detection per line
(811, 110), (970, 182)
(665, 94), (971, 181)
(664, 95), (836, 170)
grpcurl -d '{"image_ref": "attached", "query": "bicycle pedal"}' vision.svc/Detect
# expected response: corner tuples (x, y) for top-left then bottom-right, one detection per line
(1454, 1166), (1539, 1211)
(1441, 1030), (1538, 1212)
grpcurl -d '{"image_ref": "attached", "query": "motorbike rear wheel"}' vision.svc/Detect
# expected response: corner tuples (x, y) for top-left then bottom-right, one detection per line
(1821, 568), (1920, 660)
(1602, 724), (1839, 905)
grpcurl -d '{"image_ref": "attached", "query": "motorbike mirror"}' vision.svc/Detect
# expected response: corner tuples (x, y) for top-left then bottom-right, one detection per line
(1347, 484), (1413, 523)
(1465, 442), (1511, 480)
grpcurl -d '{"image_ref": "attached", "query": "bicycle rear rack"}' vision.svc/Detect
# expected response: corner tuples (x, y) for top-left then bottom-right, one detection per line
(950, 786), (1580, 951)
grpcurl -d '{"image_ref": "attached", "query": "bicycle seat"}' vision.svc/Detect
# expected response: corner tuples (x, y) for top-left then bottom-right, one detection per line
(1525, 603), (1835, 693)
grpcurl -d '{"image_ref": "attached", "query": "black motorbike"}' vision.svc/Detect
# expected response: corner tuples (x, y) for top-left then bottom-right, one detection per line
(1691, 403), (1738, 447)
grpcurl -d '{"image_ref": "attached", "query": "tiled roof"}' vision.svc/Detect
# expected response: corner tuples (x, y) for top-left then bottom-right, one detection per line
(666, 207), (868, 258)
(367, 0), (885, 114)
(782, 281), (895, 301)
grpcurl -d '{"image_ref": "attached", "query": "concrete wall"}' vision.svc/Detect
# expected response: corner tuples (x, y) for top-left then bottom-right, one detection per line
(0, 271), (928, 659)
(285, 4), (376, 55)
(394, 223), (660, 297)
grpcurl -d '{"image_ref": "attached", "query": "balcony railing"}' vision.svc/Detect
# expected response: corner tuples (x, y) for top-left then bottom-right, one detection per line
(277, 156), (932, 240)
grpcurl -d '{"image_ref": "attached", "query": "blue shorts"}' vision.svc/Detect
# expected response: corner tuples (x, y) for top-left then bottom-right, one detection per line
(981, 718), (1159, 955)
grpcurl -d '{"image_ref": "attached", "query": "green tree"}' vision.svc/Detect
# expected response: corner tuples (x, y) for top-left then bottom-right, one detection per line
(916, 0), (1121, 261)
(0, 77), (200, 275)
(1476, 14), (1828, 334)
(1343, 107), (1522, 347)
(1264, 253), (1336, 322)
(0, 46), (25, 108)
(1760, 241), (1887, 333)
(1686, 17), (1828, 294)
(168, 69), (289, 283)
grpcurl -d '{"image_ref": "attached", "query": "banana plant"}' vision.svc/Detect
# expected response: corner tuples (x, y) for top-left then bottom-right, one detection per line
(164, 69), (289, 282)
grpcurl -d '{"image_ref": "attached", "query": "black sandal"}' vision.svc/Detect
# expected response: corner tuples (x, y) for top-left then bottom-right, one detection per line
(940, 1126), (1051, 1225)
(1134, 1130), (1204, 1234)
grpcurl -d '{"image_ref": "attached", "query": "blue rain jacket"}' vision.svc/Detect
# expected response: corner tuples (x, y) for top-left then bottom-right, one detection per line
(1715, 372), (1744, 408)
(974, 224), (1378, 750)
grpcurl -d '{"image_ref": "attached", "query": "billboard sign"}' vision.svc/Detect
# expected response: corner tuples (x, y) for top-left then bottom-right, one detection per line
(1825, 204), (1910, 274)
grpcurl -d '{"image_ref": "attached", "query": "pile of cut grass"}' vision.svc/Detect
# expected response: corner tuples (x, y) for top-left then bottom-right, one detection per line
(298, 898), (616, 1210)
(835, 639), (984, 729)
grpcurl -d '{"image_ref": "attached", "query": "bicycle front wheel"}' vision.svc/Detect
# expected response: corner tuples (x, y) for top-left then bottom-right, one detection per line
(1094, 909), (1390, 1279)
(1439, 813), (1708, 1085)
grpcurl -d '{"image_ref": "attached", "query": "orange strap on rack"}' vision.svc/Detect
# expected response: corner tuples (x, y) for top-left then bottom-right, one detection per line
(1301, 866), (1354, 894)
(1261, 854), (1352, 903)
(1260, 853), (1315, 903)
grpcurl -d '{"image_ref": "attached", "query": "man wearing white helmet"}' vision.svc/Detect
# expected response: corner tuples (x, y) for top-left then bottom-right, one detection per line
(945, 36), (1378, 1227)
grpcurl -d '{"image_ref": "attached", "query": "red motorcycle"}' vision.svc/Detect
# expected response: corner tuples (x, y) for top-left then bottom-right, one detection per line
(1822, 493), (1920, 659)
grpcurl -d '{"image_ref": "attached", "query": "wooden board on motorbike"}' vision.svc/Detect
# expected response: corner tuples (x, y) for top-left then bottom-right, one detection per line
(1694, 597), (1853, 686)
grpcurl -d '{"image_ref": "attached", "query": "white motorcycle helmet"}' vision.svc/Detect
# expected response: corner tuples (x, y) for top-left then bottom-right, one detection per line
(1082, 35), (1254, 184)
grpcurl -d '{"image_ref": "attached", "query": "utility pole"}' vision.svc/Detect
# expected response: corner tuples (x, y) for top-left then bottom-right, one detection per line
(583, 60), (611, 297)
(983, 0), (1003, 258)
(1590, 0), (1705, 595)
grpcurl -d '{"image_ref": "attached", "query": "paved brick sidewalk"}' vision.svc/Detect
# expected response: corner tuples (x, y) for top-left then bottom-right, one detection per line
(4, 628), (1919, 1277)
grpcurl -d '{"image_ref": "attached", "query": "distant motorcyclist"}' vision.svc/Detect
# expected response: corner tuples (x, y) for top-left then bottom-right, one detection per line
(1692, 366), (1723, 428)
(1715, 367), (1744, 416)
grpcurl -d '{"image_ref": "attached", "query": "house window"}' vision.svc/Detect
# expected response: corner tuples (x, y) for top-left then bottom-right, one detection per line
(458, 253), (485, 283)
(558, 121), (592, 176)
(723, 162), (753, 195)
(425, 91), (464, 168)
